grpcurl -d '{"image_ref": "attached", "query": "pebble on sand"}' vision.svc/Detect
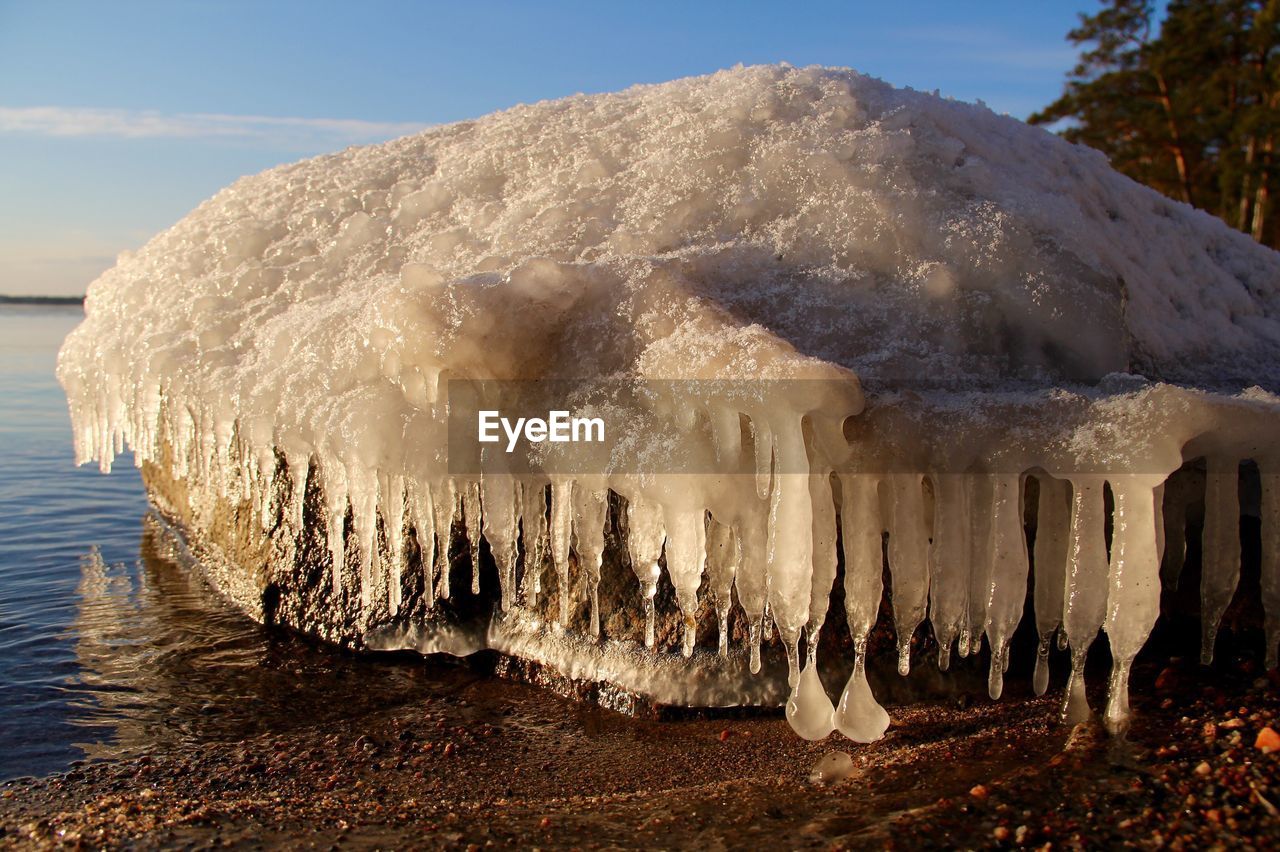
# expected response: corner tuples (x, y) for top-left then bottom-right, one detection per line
(1256, 727), (1280, 753)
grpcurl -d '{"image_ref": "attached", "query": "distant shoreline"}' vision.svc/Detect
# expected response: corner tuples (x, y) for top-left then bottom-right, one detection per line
(0, 295), (85, 306)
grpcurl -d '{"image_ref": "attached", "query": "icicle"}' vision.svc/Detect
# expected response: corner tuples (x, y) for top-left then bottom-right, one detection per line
(806, 471), (838, 658)
(747, 619), (762, 673)
(1060, 475), (1109, 722)
(834, 639), (889, 743)
(239, 445), (254, 503)
(733, 498), (770, 673)
(752, 417), (773, 500)
(138, 381), (161, 461)
(1062, 647), (1090, 725)
(837, 471), (891, 737)
(322, 462), (349, 598)
(520, 480), (547, 608)
(432, 480), (457, 600)
(213, 416), (234, 499)
(1261, 467), (1280, 669)
(550, 479), (573, 625)
(246, 459), (263, 525)
(840, 473), (883, 656)
(171, 409), (193, 480)
(407, 479), (436, 607)
(982, 474), (1028, 700)
(786, 653), (835, 740)
(461, 479), (483, 596)
(710, 406), (742, 466)
(705, 515), (739, 657)
(243, 442), (258, 505)
(987, 645), (1009, 700)
(571, 480), (608, 637)
(887, 473), (929, 676)
(1102, 475), (1162, 732)
(626, 494), (665, 649)
(256, 449), (277, 531)
(1032, 634), (1052, 697)
(765, 417), (812, 687)
(482, 475), (518, 613)
(1200, 458), (1241, 665)
(382, 473), (406, 615)
(1032, 474), (1071, 696)
(782, 632), (801, 689)
(963, 474), (995, 658)
(929, 474), (970, 671)
(196, 412), (214, 485)
(663, 503), (705, 658)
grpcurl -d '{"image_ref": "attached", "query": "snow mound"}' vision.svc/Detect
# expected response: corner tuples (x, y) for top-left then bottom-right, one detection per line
(58, 65), (1280, 740)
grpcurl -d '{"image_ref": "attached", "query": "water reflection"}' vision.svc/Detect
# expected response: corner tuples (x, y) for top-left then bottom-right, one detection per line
(63, 513), (463, 765)
(0, 305), (472, 780)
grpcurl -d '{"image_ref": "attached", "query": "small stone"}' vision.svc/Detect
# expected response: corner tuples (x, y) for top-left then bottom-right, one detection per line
(1220, 718), (1245, 729)
(1195, 761), (1212, 776)
(1255, 727), (1280, 752)
(970, 784), (989, 800)
(539, 817), (552, 829)
(992, 825), (1009, 841)
(718, 729), (731, 742)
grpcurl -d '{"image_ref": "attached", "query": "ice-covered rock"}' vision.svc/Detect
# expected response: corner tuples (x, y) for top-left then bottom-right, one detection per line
(58, 65), (1280, 740)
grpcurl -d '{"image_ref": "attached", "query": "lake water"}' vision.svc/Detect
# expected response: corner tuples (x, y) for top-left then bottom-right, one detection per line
(0, 304), (452, 780)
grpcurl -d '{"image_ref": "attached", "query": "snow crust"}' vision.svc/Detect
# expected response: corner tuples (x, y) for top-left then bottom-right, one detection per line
(58, 65), (1280, 741)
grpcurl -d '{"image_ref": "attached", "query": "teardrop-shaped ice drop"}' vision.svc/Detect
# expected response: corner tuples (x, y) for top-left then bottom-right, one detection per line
(1032, 634), (1051, 696)
(833, 657), (889, 743)
(808, 750), (854, 785)
(785, 660), (835, 741)
(988, 646), (1006, 700)
(784, 631), (802, 689)
(1060, 648), (1092, 725)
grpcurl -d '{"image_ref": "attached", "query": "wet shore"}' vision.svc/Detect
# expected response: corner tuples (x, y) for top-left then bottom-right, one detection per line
(2, 643), (1279, 850)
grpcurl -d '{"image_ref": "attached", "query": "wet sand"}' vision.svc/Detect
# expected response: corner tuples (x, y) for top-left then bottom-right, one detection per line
(2, 642), (1279, 850)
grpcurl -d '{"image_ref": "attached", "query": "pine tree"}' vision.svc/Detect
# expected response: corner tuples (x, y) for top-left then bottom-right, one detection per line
(1033, 0), (1280, 248)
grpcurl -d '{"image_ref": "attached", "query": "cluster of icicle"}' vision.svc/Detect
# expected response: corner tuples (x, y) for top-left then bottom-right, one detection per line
(55, 64), (1280, 744)
(65, 383), (1279, 743)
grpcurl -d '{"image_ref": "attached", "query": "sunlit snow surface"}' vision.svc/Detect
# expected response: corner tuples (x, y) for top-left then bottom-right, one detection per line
(58, 65), (1280, 742)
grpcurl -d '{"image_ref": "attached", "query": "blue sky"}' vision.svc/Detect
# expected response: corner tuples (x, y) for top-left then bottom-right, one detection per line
(0, 1), (1098, 295)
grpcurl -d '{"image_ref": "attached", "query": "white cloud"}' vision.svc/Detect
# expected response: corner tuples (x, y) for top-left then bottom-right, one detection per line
(0, 106), (429, 148)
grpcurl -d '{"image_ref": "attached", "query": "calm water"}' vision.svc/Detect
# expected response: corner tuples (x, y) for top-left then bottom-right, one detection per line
(0, 304), (449, 780)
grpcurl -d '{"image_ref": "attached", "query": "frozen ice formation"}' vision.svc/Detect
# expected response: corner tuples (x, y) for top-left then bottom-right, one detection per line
(809, 750), (855, 785)
(58, 64), (1280, 742)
